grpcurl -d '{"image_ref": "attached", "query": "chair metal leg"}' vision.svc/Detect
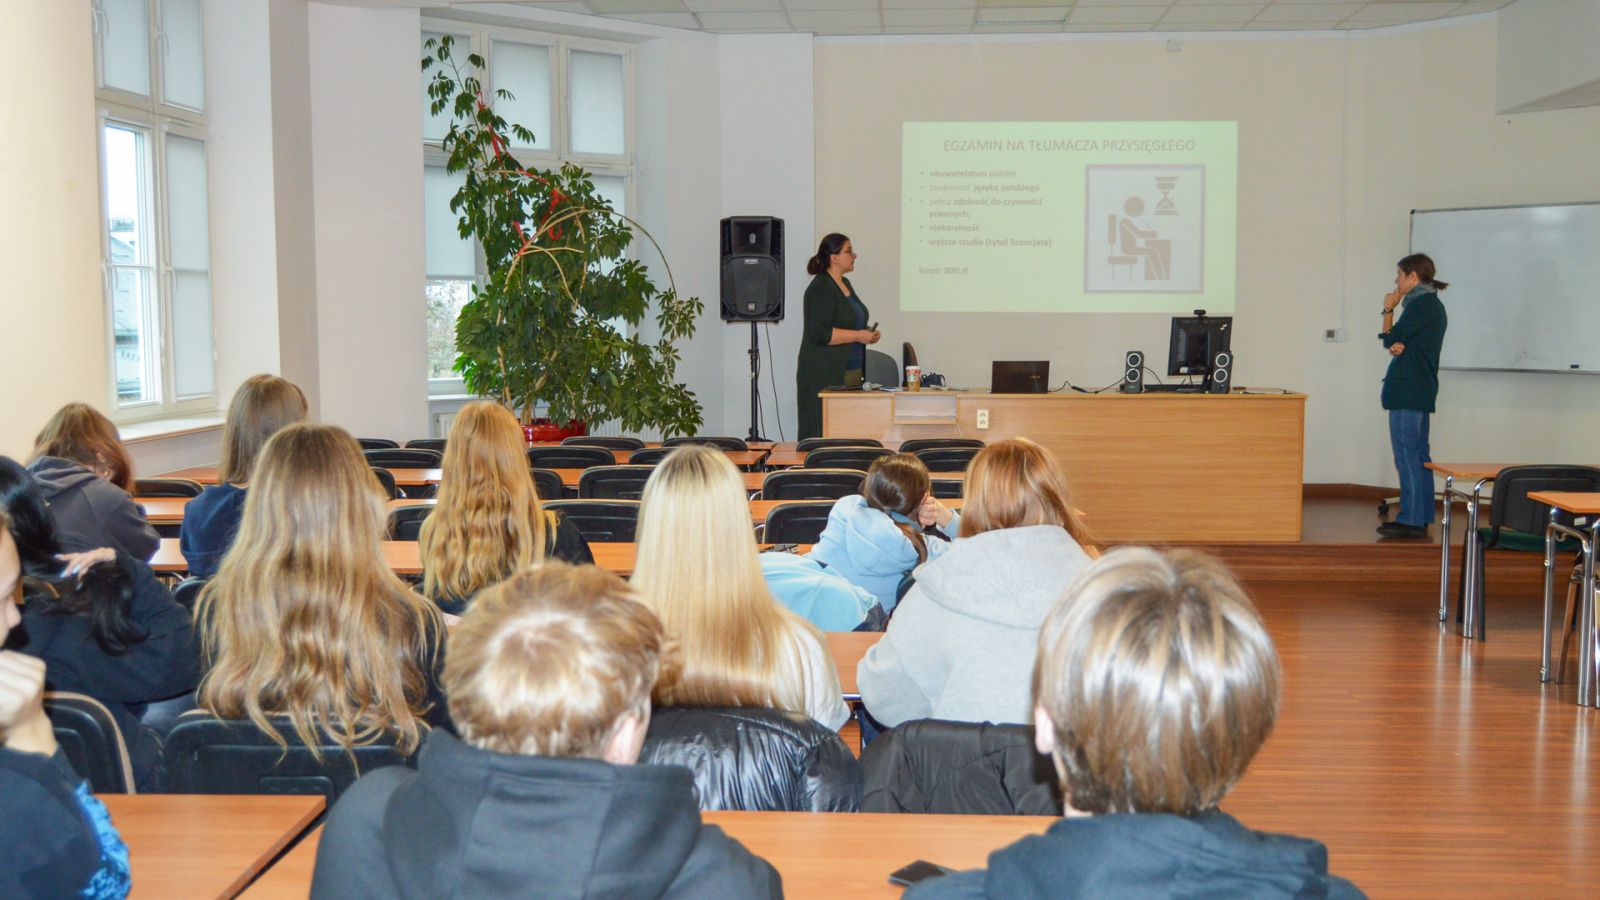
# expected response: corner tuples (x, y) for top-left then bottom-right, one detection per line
(1557, 573), (1579, 685)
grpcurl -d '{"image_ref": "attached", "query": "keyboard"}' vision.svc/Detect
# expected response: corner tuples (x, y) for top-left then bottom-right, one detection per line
(1142, 383), (1206, 393)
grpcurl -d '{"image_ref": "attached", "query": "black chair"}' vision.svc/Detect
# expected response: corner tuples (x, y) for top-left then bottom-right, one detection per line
(370, 467), (400, 500)
(795, 437), (883, 452)
(527, 446), (615, 470)
(45, 693), (135, 794)
(860, 719), (1061, 815)
(931, 478), (965, 500)
(898, 439), (984, 454)
(805, 446), (893, 472)
(543, 500), (640, 543)
(915, 447), (980, 473)
(405, 438), (448, 452)
(358, 438), (399, 451)
(628, 447), (673, 465)
(865, 348), (899, 387)
(163, 713), (420, 805)
(763, 502), (835, 545)
(171, 576), (207, 610)
(640, 707), (862, 812)
(387, 504), (434, 541)
(133, 478), (204, 498)
(663, 436), (749, 451)
(1466, 465), (1600, 640)
(761, 468), (864, 501)
(578, 466), (655, 500)
(563, 435), (646, 451)
(530, 467), (566, 501)
(364, 448), (443, 469)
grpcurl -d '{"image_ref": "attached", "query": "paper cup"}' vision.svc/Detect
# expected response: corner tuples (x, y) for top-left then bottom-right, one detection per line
(905, 366), (922, 391)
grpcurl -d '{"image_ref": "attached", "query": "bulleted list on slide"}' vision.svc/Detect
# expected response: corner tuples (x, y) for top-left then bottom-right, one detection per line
(900, 122), (1238, 315)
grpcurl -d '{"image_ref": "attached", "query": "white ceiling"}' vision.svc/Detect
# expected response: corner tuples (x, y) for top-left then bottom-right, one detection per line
(491, 0), (1515, 36)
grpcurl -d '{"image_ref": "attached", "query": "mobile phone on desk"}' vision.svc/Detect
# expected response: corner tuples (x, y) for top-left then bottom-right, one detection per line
(889, 860), (954, 887)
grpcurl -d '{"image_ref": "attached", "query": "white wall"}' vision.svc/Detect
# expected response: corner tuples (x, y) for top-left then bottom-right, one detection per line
(307, 3), (429, 440)
(1497, 0), (1600, 112)
(717, 34), (816, 442)
(269, 0), (323, 413)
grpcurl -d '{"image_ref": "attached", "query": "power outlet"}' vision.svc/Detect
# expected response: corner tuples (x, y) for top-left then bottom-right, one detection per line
(976, 409), (990, 429)
(1324, 327), (1347, 343)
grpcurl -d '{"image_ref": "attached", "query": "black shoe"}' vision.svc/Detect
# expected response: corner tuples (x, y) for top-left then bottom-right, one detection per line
(1377, 522), (1428, 538)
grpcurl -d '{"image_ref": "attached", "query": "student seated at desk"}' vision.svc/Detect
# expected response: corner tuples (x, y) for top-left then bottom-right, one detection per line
(759, 550), (884, 632)
(907, 549), (1363, 900)
(27, 403), (159, 561)
(0, 511), (131, 899)
(311, 564), (781, 899)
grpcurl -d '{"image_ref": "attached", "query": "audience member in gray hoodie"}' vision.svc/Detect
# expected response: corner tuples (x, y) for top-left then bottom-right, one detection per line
(312, 564), (781, 900)
(27, 404), (158, 561)
(857, 439), (1093, 728)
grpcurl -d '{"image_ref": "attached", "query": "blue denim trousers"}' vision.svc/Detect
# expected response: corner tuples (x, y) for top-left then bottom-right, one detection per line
(1388, 409), (1434, 526)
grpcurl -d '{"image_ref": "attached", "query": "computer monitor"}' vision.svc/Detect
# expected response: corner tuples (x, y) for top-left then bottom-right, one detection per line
(1167, 315), (1232, 379)
(902, 342), (918, 388)
(991, 360), (1050, 394)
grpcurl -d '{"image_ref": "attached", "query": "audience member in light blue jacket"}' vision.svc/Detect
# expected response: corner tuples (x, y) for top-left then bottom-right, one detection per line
(759, 552), (881, 631)
(807, 454), (960, 613)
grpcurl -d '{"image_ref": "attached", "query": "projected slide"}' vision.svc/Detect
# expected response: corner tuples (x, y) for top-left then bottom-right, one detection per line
(900, 122), (1237, 314)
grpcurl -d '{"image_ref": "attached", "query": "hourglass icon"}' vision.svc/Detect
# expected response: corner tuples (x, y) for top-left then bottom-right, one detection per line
(1153, 175), (1179, 216)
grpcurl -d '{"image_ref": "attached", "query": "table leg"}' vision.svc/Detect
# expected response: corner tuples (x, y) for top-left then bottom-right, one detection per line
(1581, 526), (1598, 707)
(1461, 481), (1486, 640)
(1438, 475), (1454, 624)
(1541, 508), (1558, 683)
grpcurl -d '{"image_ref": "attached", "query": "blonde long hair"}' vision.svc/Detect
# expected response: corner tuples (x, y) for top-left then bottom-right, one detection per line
(197, 424), (442, 756)
(420, 401), (554, 602)
(219, 374), (307, 485)
(631, 445), (832, 714)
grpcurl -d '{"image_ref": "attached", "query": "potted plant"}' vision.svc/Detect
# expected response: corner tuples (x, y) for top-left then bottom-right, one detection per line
(423, 36), (703, 440)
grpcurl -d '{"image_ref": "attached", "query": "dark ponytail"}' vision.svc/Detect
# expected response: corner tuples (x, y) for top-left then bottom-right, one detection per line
(863, 454), (933, 563)
(1398, 253), (1448, 291)
(806, 232), (851, 277)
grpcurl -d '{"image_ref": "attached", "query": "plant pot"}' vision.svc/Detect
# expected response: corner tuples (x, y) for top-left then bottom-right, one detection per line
(523, 419), (589, 444)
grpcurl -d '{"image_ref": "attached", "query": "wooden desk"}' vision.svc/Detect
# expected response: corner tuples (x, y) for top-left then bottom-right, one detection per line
(820, 390), (1305, 542)
(1426, 463), (1519, 639)
(826, 631), (877, 700)
(1528, 491), (1600, 706)
(245, 812), (1052, 899)
(160, 466), (443, 487)
(101, 794), (323, 900)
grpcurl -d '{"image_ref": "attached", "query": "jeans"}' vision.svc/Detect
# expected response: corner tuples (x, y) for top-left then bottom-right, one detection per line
(1389, 409), (1434, 526)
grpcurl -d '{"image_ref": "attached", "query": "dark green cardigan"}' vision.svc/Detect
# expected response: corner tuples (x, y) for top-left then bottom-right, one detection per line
(796, 272), (868, 439)
(1380, 288), (1448, 413)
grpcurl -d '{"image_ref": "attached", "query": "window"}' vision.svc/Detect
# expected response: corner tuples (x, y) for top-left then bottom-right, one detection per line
(93, 0), (214, 418)
(422, 22), (634, 392)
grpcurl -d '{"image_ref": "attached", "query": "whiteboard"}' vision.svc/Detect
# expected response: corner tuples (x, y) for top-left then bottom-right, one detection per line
(1410, 203), (1600, 374)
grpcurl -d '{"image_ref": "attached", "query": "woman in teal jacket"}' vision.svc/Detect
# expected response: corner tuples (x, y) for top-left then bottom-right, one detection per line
(796, 233), (880, 439)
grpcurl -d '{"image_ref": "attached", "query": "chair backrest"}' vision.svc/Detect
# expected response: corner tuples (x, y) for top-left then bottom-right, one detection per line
(542, 499), (641, 543)
(404, 438), (448, 452)
(1489, 465), (1600, 537)
(914, 447), (981, 473)
(387, 505), (433, 541)
(133, 478), (205, 498)
(930, 478), (964, 500)
(865, 348), (899, 387)
(172, 576), (207, 610)
(44, 692), (135, 794)
(764, 502), (835, 545)
(898, 438), (985, 454)
(628, 447), (673, 465)
(577, 465), (655, 500)
(805, 446), (894, 472)
(163, 713), (419, 804)
(860, 718), (1061, 815)
(762, 469), (864, 501)
(663, 436), (749, 451)
(370, 467), (399, 500)
(526, 445), (614, 470)
(795, 437), (883, 452)
(364, 448), (443, 469)
(640, 706), (862, 812)
(358, 438), (399, 451)
(530, 467), (566, 501)
(562, 435), (645, 451)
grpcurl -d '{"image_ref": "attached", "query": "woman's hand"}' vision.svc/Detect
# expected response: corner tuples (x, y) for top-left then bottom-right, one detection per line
(1383, 288), (1405, 311)
(57, 548), (116, 579)
(866, 330), (881, 345)
(917, 494), (954, 529)
(1389, 342), (1406, 357)
(0, 651), (57, 756)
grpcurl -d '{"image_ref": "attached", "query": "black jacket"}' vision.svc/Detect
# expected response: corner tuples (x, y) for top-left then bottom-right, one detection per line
(796, 272), (867, 439)
(311, 730), (781, 899)
(0, 748), (130, 898)
(861, 719), (1061, 815)
(27, 457), (160, 560)
(641, 706), (863, 812)
(906, 808), (1365, 899)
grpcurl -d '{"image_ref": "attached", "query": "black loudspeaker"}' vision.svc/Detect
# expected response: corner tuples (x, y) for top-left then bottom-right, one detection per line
(1208, 350), (1232, 393)
(720, 216), (784, 322)
(1119, 350), (1144, 394)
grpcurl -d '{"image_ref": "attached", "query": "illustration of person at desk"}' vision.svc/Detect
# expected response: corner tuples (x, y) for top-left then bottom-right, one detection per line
(1110, 196), (1172, 280)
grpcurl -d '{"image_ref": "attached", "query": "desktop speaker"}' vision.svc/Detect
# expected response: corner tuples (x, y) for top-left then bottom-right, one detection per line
(1208, 350), (1232, 393)
(720, 217), (784, 322)
(1120, 350), (1144, 394)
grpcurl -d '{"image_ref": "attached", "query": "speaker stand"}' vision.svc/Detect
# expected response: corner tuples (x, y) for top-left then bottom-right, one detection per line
(745, 321), (769, 443)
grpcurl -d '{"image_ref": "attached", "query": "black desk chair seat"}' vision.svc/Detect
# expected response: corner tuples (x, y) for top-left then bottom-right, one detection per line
(915, 447), (980, 473)
(364, 448), (443, 469)
(543, 500), (641, 543)
(370, 467), (400, 500)
(899, 439), (984, 454)
(578, 466), (655, 500)
(357, 438), (399, 451)
(563, 435), (646, 451)
(134, 478), (205, 498)
(45, 692), (135, 794)
(664, 436), (749, 451)
(387, 505), (434, 541)
(860, 719), (1060, 815)
(530, 467), (566, 501)
(804, 447), (893, 472)
(527, 446), (615, 470)
(795, 437), (883, 452)
(763, 502), (835, 545)
(405, 438), (448, 452)
(761, 469), (864, 501)
(641, 706), (861, 812)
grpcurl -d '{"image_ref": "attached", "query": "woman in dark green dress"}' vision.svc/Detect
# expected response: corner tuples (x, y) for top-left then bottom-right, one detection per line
(796, 233), (880, 439)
